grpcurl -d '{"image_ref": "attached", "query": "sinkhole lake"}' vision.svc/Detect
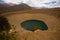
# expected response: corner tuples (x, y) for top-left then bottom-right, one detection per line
(21, 20), (48, 31)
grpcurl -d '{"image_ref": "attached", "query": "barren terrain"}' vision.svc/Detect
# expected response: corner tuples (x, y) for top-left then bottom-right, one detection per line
(0, 8), (60, 40)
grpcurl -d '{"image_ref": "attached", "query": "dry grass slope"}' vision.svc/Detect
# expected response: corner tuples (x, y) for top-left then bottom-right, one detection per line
(0, 8), (60, 40)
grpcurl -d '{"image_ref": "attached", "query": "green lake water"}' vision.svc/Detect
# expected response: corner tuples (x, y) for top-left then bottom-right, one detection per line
(21, 20), (48, 32)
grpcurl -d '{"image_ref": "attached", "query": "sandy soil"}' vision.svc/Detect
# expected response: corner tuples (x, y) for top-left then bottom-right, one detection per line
(1, 9), (60, 40)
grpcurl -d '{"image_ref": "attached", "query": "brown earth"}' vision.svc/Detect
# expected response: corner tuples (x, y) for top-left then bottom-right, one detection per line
(0, 9), (60, 40)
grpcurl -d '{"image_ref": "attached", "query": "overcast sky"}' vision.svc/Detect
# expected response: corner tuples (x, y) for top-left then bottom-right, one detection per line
(0, 0), (60, 8)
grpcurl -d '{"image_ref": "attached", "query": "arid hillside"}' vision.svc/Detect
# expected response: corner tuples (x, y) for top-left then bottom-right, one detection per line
(0, 3), (32, 13)
(0, 8), (60, 40)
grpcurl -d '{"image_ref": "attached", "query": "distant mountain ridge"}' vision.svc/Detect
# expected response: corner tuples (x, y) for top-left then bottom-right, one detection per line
(0, 3), (32, 13)
(0, 3), (60, 13)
